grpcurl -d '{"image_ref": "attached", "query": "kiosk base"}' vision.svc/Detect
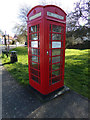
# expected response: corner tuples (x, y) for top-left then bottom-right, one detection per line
(27, 85), (70, 102)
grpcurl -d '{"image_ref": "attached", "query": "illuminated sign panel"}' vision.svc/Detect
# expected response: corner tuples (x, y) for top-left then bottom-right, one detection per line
(52, 42), (61, 48)
(47, 11), (64, 20)
(29, 12), (41, 20)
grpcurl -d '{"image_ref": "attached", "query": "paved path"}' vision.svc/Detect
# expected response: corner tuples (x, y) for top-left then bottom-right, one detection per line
(2, 67), (42, 118)
(0, 45), (3, 119)
(28, 91), (89, 118)
(0, 49), (2, 119)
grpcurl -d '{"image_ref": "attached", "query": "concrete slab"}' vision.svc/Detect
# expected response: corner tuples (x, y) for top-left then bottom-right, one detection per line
(27, 90), (89, 118)
(27, 85), (70, 102)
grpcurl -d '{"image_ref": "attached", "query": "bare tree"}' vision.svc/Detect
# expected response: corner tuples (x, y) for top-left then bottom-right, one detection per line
(66, 0), (89, 40)
(13, 4), (31, 43)
(18, 5), (31, 25)
(67, 0), (89, 31)
(39, 0), (47, 5)
(14, 0), (62, 43)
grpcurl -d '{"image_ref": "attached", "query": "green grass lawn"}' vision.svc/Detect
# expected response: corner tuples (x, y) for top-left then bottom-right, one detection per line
(1, 47), (89, 99)
(65, 49), (89, 99)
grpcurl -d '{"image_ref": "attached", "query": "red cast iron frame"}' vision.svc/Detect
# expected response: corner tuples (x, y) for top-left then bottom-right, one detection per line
(27, 5), (66, 95)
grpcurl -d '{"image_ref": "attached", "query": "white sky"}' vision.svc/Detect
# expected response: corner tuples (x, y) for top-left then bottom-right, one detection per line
(0, 0), (79, 36)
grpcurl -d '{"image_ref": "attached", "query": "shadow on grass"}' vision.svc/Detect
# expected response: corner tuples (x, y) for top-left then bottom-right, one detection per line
(64, 53), (89, 98)
(65, 53), (88, 64)
(2, 62), (11, 65)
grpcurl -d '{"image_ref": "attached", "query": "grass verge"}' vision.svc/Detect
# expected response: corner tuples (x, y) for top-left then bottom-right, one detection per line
(1, 47), (89, 99)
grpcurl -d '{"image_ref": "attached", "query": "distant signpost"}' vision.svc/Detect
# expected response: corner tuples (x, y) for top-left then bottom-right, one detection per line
(2, 32), (9, 57)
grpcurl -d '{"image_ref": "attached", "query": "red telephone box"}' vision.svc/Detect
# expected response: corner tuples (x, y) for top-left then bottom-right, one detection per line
(27, 5), (66, 95)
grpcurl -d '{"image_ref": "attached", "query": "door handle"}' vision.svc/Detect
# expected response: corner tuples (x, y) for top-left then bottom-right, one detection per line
(47, 51), (49, 55)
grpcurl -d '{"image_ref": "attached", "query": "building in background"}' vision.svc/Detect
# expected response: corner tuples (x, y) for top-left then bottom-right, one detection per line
(0, 34), (4, 44)
(0, 34), (14, 45)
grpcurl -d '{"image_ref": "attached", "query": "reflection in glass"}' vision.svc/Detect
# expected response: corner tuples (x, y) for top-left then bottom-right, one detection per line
(31, 33), (38, 40)
(52, 33), (61, 40)
(31, 25), (37, 33)
(38, 64), (40, 70)
(61, 41), (63, 48)
(30, 68), (38, 76)
(52, 25), (61, 33)
(49, 41), (51, 49)
(38, 33), (40, 40)
(38, 24), (39, 31)
(49, 64), (52, 72)
(38, 57), (40, 63)
(50, 24), (51, 32)
(38, 41), (40, 48)
(49, 79), (52, 85)
(49, 33), (51, 40)
(32, 56), (38, 62)
(32, 62), (38, 69)
(38, 49), (40, 55)
(52, 42), (61, 48)
(61, 27), (64, 33)
(31, 41), (38, 48)
(52, 56), (60, 63)
(52, 49), (61, 56)
(52, 63), (60, 70)
(49, 49), (52, 57)
(52, 70), (60, 76)
(39, 72), (40, 77)
(32, 49), (39, 55)
(49, 57), (51, 63)
(52, 76), (60, 84)
(31, 74), (38, 83)
(61, 50), (63, 55)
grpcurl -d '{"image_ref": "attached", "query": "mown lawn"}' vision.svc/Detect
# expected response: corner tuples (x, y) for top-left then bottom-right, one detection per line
(1, 47), (89, 99)
(64, 49), (89, 99)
